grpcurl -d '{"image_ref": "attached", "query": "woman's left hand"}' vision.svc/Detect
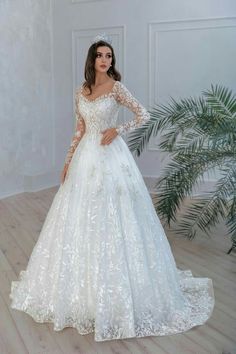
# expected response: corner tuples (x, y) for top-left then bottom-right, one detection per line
(100, 127), (118, 145)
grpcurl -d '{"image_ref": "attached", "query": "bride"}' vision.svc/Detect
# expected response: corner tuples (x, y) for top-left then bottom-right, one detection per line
(10, 33), (214, 342)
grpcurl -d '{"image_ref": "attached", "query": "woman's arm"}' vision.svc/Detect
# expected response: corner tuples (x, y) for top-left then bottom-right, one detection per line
(114, 81), (150, 136)
(64, 88), (86, 166)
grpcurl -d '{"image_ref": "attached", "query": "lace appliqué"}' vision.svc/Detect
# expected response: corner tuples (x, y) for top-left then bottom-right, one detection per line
(64, 88), (86, 165)
(114, 81), (150, 136)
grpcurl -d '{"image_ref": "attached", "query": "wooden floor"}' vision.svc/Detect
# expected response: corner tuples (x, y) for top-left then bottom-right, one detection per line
(0, 186), (235, 354)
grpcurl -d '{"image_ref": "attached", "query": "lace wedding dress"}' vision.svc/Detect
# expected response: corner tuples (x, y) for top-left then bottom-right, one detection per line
(10, 80), (214, 342)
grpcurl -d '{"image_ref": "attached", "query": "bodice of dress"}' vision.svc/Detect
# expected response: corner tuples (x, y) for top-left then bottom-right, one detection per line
(64, 80), (150, 165)
(78, 86), (120, 137)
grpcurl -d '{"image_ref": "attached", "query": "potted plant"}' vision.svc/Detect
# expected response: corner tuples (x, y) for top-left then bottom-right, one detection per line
(128, 85), (236, 254)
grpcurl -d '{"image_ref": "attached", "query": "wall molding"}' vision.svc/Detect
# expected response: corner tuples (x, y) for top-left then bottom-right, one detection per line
(148, 16), (236, 151)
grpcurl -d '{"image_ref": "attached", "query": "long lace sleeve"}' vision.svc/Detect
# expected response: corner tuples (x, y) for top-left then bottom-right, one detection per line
(114, 81), (150, 136)
(64, 88), (86, 165)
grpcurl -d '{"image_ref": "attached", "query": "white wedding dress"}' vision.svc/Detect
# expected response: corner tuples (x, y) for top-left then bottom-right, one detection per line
(10, 80), (214, 342)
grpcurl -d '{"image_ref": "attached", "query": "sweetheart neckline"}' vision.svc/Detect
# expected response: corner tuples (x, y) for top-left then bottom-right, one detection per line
(79, 80), (119, 103)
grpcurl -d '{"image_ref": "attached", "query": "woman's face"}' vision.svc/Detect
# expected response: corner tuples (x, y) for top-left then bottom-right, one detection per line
(94, 46), (112, 73)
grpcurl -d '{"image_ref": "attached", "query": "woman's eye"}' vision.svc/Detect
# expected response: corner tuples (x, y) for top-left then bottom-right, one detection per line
(96, 53), (112, 58)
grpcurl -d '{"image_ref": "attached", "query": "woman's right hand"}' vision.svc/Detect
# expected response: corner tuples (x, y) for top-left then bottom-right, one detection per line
(61, 164), (69, 184)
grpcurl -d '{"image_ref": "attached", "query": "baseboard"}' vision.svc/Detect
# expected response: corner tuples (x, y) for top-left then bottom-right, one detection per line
(23, 169), (61, 192)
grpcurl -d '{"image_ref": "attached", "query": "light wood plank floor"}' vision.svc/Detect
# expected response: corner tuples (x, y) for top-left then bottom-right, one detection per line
(0, 186), (235, 354)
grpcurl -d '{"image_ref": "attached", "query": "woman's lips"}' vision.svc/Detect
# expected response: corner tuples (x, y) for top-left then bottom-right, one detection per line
(100, 65), (107, 68)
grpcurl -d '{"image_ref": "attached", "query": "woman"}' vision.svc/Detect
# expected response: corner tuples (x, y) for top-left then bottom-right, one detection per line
(10, 34), (214, 342)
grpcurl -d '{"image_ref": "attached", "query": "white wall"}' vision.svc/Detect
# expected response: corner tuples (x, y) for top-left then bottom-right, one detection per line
(1, 0), (236, 198)
(0, 0), (54, 198)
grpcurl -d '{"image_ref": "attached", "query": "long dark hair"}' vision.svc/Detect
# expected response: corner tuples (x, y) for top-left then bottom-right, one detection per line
(83, 40), (121, 95)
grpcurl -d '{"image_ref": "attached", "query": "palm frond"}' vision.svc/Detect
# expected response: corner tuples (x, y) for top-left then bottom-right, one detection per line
(176, 165), (236, 239)
(154, 150), (227, 224)
(175, 197), (226, 240)
(204, 84), (236, 117)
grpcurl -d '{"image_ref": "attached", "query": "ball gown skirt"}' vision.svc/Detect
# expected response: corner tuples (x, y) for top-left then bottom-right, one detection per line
(9, 81), (214, 342)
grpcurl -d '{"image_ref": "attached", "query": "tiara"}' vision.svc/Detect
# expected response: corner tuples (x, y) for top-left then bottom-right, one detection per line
(91, 33), (112, 45)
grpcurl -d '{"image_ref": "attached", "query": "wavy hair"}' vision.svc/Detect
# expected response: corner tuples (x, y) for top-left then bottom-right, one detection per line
(83, 40), (121, 95)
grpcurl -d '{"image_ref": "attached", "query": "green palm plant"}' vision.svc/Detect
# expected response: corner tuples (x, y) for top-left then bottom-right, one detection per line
(128, 85), (236, 254)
